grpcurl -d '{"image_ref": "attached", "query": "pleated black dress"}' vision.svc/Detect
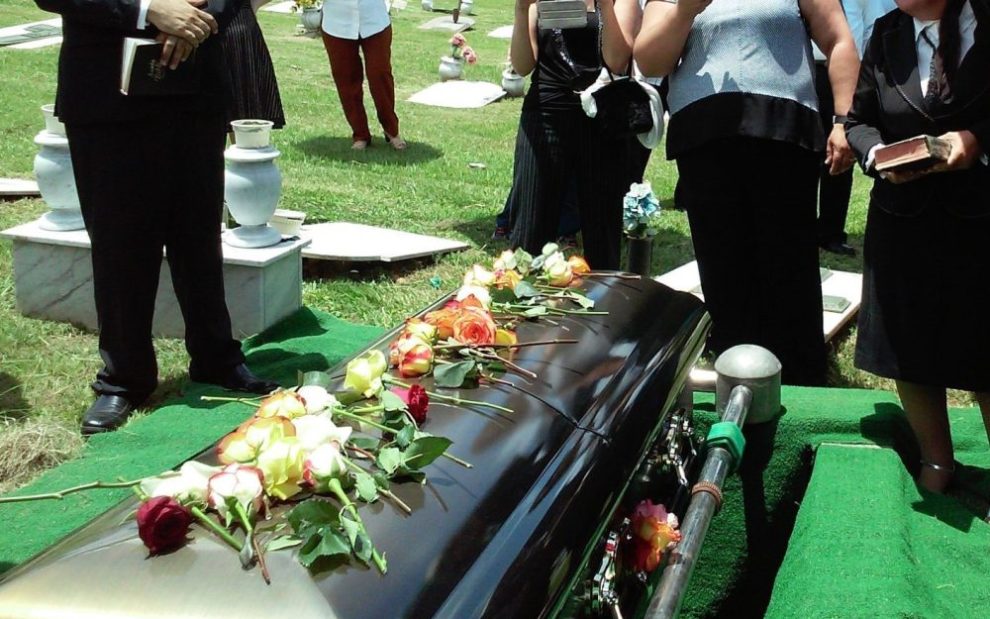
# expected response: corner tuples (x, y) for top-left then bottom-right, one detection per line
(221, 0), (286, 128)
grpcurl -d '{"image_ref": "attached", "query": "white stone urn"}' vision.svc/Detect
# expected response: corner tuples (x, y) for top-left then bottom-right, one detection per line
(34, 104), (84, 231)
(230, 119), (274, 148)
(502, 67), (525, 97)
(299, 7), (322, 36)
(223, 143), (283, 249)
(439, 56), (464, 81)
(459, 0), (474, 14)
(421, 0), (433, 10)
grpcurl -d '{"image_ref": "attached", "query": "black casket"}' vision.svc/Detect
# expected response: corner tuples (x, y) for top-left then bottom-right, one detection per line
(0, 275), (709, 619)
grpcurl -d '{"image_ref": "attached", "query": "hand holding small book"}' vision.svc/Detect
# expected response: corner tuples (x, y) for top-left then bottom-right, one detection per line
(881, 130), (981, 184)
(157, 32), (194, 70)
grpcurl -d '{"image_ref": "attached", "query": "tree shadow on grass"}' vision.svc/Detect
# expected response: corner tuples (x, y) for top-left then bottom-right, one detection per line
(0, 373), (30, 422)
(293, 136), (443, 166)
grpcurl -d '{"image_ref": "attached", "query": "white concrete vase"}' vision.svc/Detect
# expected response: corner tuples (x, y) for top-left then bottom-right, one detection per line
(501, 68), (525, 97)
(230, 119), (274, 149)
(223, 145), (283, 249)
(439, 56), (464, 81)
(459, 0), (474, 14)
(421, 0), (433, 10)
(299, 7), (322, 36)
(34, 105), (83, 232)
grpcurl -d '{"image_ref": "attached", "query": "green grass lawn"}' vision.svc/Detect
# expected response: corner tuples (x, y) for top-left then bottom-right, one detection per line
(0, 0), (950, 492)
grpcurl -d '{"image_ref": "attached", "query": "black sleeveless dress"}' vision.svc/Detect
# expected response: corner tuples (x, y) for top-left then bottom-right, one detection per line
(507, 9), (629, 271)
(221, 0), (285, 128)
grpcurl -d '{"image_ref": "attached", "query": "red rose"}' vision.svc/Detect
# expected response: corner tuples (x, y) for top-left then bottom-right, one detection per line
(136, 496), (193, 555)
(406, 384), (430, 424)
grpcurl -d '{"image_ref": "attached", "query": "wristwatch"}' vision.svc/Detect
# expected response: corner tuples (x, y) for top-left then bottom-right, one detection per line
(833, 114), (848, 125)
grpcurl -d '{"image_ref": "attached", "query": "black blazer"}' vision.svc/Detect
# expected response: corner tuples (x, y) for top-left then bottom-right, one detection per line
(846, 0), (990, 218)
(36, 0), (239, 125)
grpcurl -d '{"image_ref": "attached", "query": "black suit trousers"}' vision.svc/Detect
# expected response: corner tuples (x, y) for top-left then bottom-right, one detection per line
(814, 62), (853, 246)
(66, 107), (244, 403)
(676, 137), (826, 386)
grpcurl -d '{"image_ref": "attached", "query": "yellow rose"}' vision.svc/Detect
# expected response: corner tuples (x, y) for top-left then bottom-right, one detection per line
(255, 437), (306, 500)
(255, 390), (308, 420)
(344, 350), (387, 398)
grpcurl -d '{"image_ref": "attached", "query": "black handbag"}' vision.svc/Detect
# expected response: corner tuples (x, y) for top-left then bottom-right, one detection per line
(590, 74), (654, 138)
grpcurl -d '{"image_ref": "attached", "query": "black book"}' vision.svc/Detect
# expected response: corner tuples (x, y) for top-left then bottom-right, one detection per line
(120, 37), (200, 96)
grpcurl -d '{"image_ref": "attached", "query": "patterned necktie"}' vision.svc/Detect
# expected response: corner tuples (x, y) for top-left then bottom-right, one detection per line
(921, 25), (940, 104)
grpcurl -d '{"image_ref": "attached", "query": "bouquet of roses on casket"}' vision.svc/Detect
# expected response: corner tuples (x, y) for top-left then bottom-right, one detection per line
(7, 244), (605, 584)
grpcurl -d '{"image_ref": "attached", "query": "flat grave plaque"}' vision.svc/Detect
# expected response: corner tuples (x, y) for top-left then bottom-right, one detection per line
(408, 80), (506, 108)
(0, 178), (40, 199)
(419, 15), (475, 32)
(656, 259), (863, 341)
(300, 221), (468, 263)
(0, 19), (62, 49)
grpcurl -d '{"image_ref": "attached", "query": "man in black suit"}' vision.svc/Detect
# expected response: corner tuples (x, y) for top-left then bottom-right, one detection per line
(36, 0), (280, 434)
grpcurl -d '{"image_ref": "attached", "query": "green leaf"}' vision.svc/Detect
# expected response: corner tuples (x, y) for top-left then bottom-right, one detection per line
(287, 499), (339, 533)
(382, 407), (411, 432)
(298, 528), (350, 567)
(350, 436), (379, 451)
(334, 389), (366, 405)
(354, 471), (379, 503)
(490, 287), (516, 304)
(395, 424), (415, 449)
(380, 390), (407, 413)
(340, 511), (374, 564)
(402, 436), (453, 470)
(376, 447), (403, 475)
(523, 305), (549, 317)
(300, 371), (333, 389)
(434, 360), (476, 388)
(568, 291), (596, 309)
(513, 281), (540, 299)
(266, 535), (303, 553)
(372, 472), (390, 491)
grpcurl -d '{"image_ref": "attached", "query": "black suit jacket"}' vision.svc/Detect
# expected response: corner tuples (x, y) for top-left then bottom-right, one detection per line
(36, 0), (239, 125)
(846, 0), (990, 218)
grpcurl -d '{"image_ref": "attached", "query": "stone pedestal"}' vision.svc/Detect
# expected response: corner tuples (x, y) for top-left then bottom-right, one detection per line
(1, 220), (310, 338)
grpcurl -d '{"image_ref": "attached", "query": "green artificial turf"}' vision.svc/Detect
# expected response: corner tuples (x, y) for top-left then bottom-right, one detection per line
(764, 444), (990, 619)
(0, 308), (383, 575)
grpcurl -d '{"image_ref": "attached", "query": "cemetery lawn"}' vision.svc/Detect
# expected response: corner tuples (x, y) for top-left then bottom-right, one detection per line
(0, 0), (966, 492)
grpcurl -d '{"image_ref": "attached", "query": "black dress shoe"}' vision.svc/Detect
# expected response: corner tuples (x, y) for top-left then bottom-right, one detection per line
(821, 241), (857, 256)
(190, 363), (279, 395)
(81, 395), (135, 436)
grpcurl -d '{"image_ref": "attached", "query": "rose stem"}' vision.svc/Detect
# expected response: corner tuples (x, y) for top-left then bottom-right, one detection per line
(251, 535), (272, 585)
(383, 377), (514, 414)
(199, 396), (261, 407)
(333, 410), (393, 434)
(190, 506), (244, 552)
(0, 479), (143, 504)
(327, 478), (387, 575)
(432, 338), (578, 351)
(347, 405), (384, 415)
(475, 351), (537, 379)
(441, 452), (473, 469)
(346, 444), (377, 460)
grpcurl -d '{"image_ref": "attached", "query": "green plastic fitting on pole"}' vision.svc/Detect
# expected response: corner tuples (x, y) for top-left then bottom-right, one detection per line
(705, 422), (746, 472)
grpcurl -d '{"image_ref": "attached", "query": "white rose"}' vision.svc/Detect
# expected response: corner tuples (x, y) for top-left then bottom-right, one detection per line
(291, 414), (353, 454)
(296, 385), (338, 414)
(303, 443), (348, 486)
(207, 464), (265, 519)
(456, 284), (492, 308)
(139, 461), (220, 505)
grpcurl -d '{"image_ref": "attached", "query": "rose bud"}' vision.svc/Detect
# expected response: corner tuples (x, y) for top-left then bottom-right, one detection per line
(218, 416), (296, 465)
(344, 350), (388, 398)
(452, 307), (497, 346)
(392, 335), (434, 377)
(255, 390), (308, 420)
(494, 268), (522, 290)
(403, 318), (438, 345)
(463, 264), (496, 288)
(493, 249), (517, 271)
(495, 328), (518, 347)
(541, 242), (560, 257)
(216, 430), (257, 465)
(567, 255), (591, 275)
(392, 385), (429, 425)
(291, 414), (352, 454)
(255, 437), (306, 500)
(207, 464), (266, 519)
(139, 461), (220, 505)
(302, 442), (349, 490)
(296, 385), (338, 414)
(546, 259), (574, 287)
(136, 496), (193, 555)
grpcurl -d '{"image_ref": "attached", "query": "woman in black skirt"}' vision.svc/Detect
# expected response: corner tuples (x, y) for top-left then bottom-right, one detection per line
(222, 0), (285, 132)
(846, 0), (990, 493)
(507, 0), (640, 270)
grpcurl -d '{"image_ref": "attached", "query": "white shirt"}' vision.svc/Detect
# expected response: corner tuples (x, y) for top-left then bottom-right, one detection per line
(913, 0), (977, 97)
(321, 0), (391, 40)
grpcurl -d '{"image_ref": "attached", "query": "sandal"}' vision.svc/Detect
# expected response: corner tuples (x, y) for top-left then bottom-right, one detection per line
(384, 133), (407, 151)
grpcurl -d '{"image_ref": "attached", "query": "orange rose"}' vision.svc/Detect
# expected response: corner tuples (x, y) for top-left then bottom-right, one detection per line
(388, 333), (434, 377)
(402, 317), (438, 344)
(424, 306), (459, 340)
(567, 255), (591, 275)
(452, 307), (497, 346)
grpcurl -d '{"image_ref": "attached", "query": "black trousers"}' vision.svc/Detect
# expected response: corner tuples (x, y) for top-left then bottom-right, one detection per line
(814, 62), (853, 246)
(676, 137), (826, 386)
(66, 108), (244, 403)
(509, 108), (628, 270)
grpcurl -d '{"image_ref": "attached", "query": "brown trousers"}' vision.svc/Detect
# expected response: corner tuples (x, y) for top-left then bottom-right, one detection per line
(320, 26), (400, 142)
